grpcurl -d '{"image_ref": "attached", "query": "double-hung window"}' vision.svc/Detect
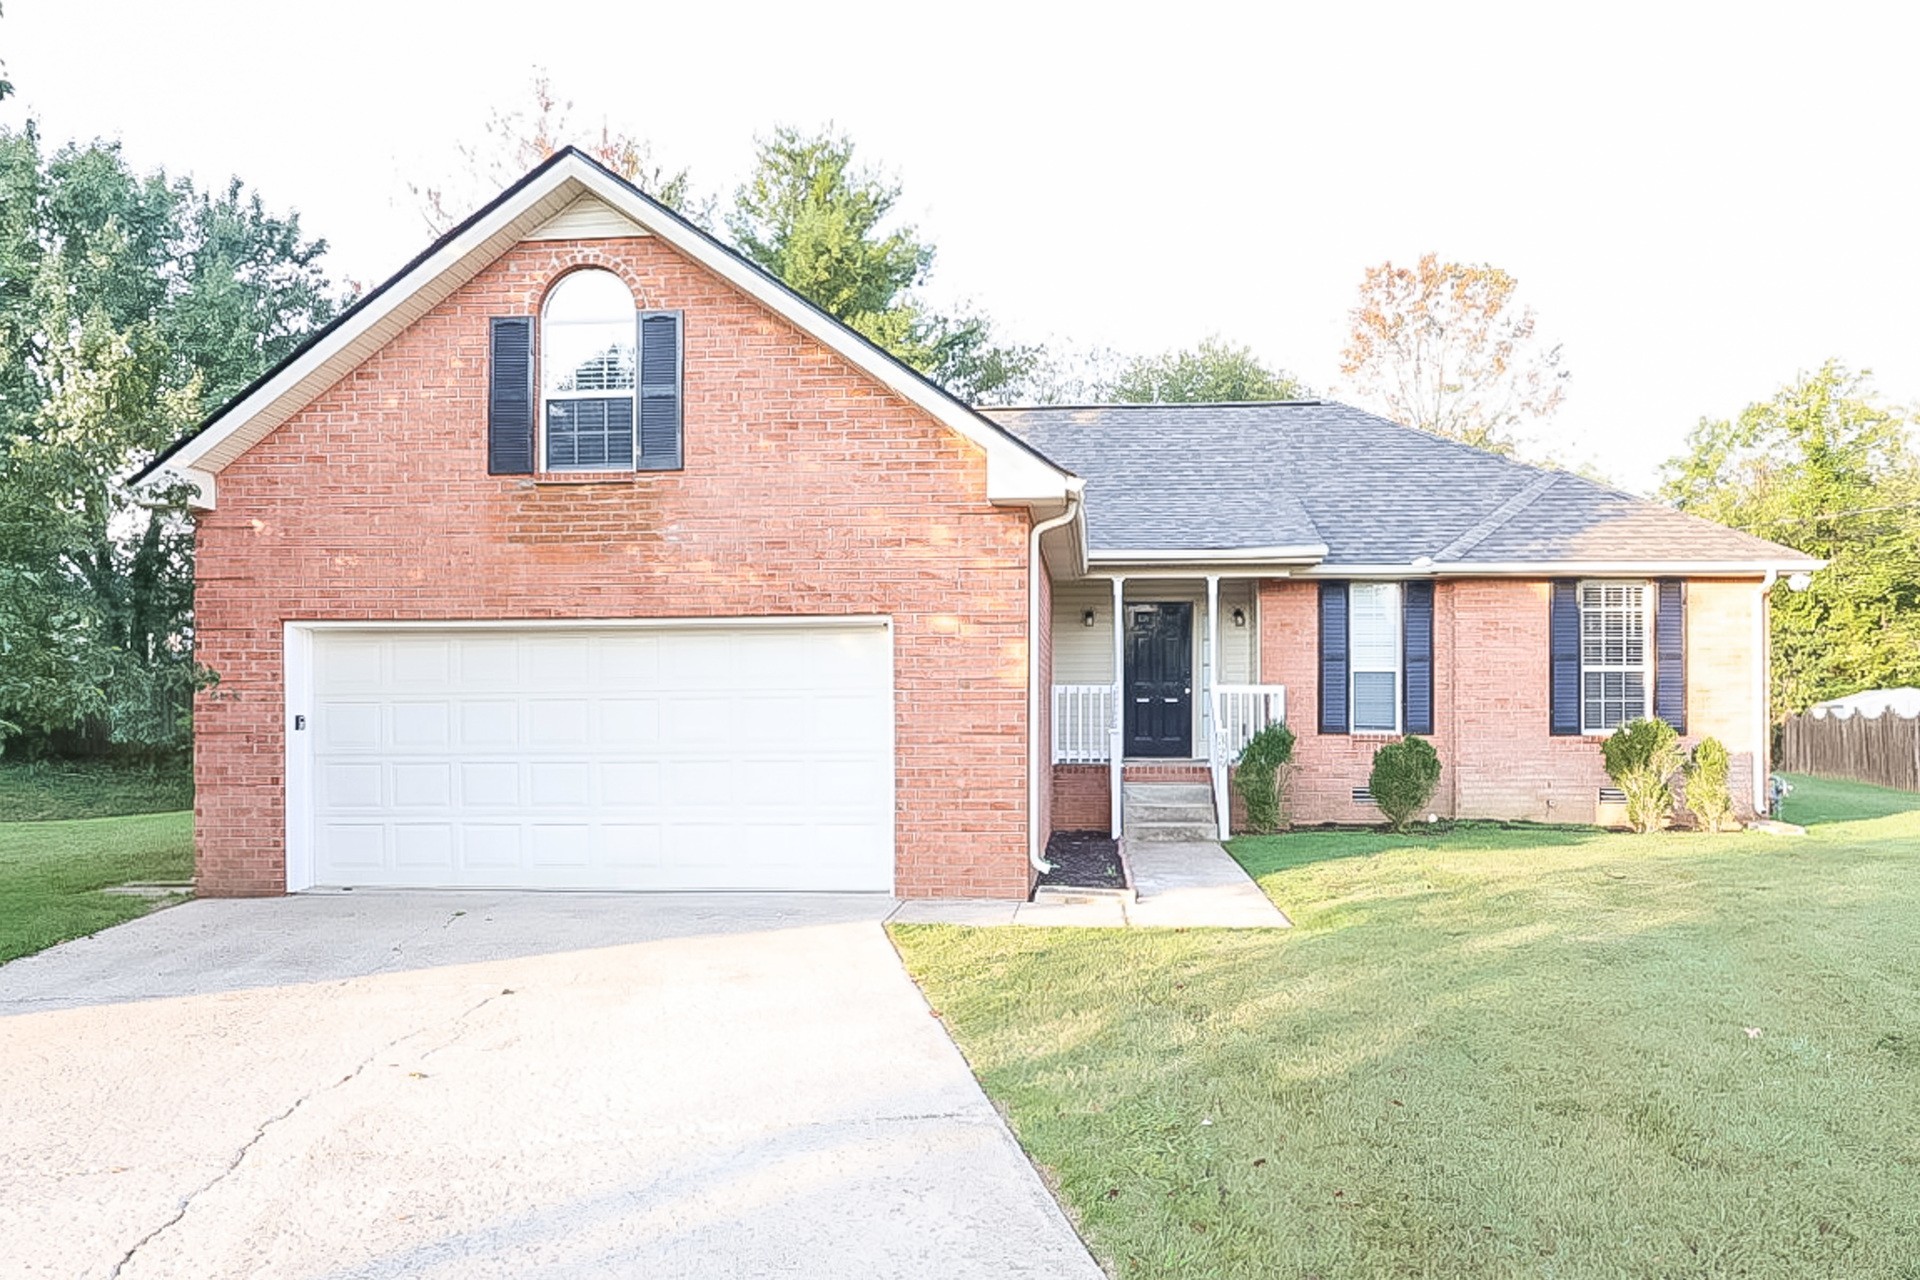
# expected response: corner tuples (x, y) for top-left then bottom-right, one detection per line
(1579, 580), (1650, 733)
(1349, 582), (1401, 733)
(542, 269), (636, 471)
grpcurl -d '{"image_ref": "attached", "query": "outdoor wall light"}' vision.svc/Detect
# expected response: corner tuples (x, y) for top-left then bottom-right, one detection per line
(1082, 608), (1097, 627)
(1232, 607), (1247, 628)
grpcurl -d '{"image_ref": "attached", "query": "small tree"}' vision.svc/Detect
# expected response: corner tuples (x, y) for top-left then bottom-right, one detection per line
(1602, 718), (1684, 834)
(1233, 721), (1296, 835)
(1369, 738), (1442, 833)
(1683, 737), (1735, 833)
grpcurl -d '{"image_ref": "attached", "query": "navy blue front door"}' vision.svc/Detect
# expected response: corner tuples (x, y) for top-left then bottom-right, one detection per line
(1125, 603), (1193, 757)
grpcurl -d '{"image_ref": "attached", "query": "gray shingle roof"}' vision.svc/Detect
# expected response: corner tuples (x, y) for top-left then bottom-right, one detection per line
(983, 401), (1815, 568)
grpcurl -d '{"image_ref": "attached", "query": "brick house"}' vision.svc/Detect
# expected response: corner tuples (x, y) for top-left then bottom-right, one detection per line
(136, 149), (1820, 900)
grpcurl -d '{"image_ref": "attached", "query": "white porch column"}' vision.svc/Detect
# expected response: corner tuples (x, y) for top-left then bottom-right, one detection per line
(1207, 574), (1227, 839)
(1110, 574), (1125, 838)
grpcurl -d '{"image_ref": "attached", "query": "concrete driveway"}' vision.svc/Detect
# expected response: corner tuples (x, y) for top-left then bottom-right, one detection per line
(0, 893), (1104, 1279)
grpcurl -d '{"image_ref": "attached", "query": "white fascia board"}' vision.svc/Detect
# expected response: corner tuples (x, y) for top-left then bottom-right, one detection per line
(561, 162), (1075, 508)
(1299, 558), (1828, 577)
(156, 153), (1076, 512)
(1088, 544), (1330, 564)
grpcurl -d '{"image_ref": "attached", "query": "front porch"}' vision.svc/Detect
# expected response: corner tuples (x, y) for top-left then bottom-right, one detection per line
(1049, 575), (1287, 840)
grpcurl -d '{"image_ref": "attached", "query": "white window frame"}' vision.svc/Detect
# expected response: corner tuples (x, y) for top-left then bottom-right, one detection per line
(1578, 579), (1652, 735)
(1349, 581), (1402, 735)
(540, 269), (638, 473)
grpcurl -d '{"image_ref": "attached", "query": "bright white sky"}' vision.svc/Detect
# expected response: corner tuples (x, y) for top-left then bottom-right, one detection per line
(6, 0), (1916, 492)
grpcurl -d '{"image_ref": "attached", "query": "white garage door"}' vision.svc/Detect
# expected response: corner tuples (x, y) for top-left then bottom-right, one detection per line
(302, 623), (894, 891)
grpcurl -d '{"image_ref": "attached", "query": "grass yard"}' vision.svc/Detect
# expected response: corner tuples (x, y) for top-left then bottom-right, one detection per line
(893, 776), (1920, 1279)
(0, 755), (192, 822)
(0, 812), (193, 964)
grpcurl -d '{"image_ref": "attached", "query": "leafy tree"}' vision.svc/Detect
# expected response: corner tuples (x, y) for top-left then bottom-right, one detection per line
(414, 71), (704, 232)
(1339, 253), (1568, 452)
(1108, 337), (1306, 403)
(1661, 362), (1920, 714)
(728, 127), (1037, 403)
(0, 125), (340, 753)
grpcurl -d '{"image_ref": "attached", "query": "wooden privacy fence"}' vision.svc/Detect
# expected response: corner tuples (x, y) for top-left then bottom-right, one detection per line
(1780, 710), (1920, 792)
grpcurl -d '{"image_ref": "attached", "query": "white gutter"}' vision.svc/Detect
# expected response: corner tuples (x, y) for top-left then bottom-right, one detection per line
(1296, 559), (1827, 578)
(1028, 494), (1083, 876)
(1754, 570), (1777, 815)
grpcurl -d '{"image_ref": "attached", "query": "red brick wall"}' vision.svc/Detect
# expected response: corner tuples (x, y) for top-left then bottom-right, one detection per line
(1050, 765), (1110, 831)
(193, 235), (1038, 898)
(1259, 577), (1762, 826)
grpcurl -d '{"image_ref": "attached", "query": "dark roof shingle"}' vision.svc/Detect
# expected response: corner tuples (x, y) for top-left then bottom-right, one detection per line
(983, 401), (1813, 568)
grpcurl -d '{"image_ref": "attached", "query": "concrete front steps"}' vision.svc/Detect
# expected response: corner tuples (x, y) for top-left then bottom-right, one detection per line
(1122, 782), (1218, 842)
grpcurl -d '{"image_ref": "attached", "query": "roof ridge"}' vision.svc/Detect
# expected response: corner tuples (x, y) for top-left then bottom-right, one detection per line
(1430, 470), (1563, 561)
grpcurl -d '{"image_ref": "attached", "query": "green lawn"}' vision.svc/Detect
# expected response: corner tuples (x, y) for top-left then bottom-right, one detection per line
(0, 755), (192, 822)
(893, 776), (1920, 1279)
(0, 812), (193, 964)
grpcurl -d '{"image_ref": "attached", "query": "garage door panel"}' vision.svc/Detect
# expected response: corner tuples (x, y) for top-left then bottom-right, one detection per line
(601, 699), (660, 745)
(391, 703), (451, 748)
(309, 624), (893, 891)
(528, 699), (591, 745)
(320, 703), (381, 751)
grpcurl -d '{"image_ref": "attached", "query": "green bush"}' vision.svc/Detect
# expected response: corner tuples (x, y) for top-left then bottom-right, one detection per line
(1369, 737), (1442, 833)
(1602, 717), (1684, 834)
(1683, 737), (1735, 832)
(1233, 721), (1296, 834)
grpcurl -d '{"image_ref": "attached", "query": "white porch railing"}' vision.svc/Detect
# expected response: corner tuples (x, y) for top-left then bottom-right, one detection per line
(1052, 684), (1118, 763)
(1214, 685), (1289, 762)
(1210, 684), (1288, 838)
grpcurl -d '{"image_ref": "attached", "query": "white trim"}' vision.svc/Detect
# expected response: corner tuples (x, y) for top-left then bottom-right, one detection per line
(1576, 580), (1653, 735)
(1302, 559), (1824, 578)
(1110, 575), (1124, 838)
(284, 624), (315, 892)
(1755, 572), (1775, 814)
(1348, 581), (1403, 735)
(1029, 499), (1081, 875)
(1091, 545), (1327, 563)
(283, 614), (897, 895)
(151, 153), (1076, 510)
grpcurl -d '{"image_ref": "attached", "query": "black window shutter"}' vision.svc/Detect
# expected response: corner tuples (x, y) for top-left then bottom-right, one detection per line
(1654, 579), (1687, 733)
(1549, 579), (1581, 736)
(1319, 582), (1350, 735)
(487, 317), (534, 474)
(1403, 581), (1435, 735)
(637, 310), (683, 471)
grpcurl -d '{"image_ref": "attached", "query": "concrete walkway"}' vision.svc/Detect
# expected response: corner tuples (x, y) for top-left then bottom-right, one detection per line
(890, 839), (1290, 929)
(0, 893), (1104, 1280)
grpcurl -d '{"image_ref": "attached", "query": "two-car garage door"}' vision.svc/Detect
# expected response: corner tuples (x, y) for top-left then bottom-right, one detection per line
(300, 622), (894, 891)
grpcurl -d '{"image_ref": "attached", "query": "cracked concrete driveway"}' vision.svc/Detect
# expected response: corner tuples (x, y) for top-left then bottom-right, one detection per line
(0, 893), (1104, 1279)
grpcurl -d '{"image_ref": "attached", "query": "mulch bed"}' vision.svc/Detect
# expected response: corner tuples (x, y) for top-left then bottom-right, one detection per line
(1038, 830), (1127, 890)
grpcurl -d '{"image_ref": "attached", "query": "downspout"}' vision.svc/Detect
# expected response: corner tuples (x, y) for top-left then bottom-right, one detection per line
(1754, 570), (1777, 815)
(1029, 494), (1082, 875)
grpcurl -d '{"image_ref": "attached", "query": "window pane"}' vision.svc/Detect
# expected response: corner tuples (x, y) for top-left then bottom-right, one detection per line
(545, 397), (634, 470)
(1352, 671), (1397, 732)
(1349, 583), (1400, 669)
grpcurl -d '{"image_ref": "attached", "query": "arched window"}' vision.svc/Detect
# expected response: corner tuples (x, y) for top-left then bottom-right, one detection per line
(542, 269), (635, 470)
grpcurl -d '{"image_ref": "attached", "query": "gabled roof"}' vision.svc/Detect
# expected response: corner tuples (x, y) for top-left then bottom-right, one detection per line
(986, 401), (1821, 574)
(135, 148), (1077, 512)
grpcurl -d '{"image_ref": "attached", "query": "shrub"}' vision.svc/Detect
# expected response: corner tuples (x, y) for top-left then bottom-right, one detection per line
(1233, 721), (1296, 834)
(1684, 737), (1735, 832)
(1369, 737), (1441, 833)
(1601, 717), (1684, 834)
